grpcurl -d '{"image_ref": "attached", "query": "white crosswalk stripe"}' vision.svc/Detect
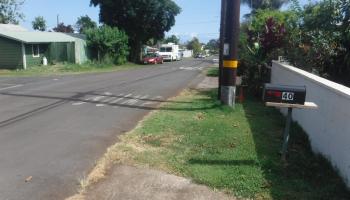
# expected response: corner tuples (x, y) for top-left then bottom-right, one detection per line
(71, 92), (164, 108)
(179, 66), (203, 71)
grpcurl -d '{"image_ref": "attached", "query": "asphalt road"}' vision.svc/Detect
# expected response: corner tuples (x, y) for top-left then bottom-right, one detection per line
(0, 58), (213, 200)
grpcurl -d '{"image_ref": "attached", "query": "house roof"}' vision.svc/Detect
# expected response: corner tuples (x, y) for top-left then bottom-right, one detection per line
(0, 31), (77, 43)
(0, 24), (28, 32)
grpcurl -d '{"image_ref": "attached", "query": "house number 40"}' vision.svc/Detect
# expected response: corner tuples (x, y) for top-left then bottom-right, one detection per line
(282, 92), (294, 101)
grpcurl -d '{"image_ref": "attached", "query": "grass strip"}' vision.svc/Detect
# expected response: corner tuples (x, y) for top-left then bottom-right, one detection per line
(0, 62), (145, 77)
(206, 67), (219, 77)
(73, 89), (350, 200)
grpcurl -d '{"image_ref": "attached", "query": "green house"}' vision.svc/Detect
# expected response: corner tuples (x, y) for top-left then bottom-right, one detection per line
(0, 31), (90, 69)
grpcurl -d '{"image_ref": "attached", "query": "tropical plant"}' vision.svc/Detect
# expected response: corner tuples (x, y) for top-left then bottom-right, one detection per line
(289, 0), (350, 85)
(240, 9), (297, 92)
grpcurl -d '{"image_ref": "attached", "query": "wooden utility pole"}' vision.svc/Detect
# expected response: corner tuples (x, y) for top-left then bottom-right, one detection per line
(220, 0), (240, 107)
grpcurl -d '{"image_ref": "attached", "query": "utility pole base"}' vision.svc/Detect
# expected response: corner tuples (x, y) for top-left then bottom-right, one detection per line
(221, 86), (236, 107)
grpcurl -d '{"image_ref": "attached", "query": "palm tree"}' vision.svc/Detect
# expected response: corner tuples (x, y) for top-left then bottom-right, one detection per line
(241, 0), (290, 11)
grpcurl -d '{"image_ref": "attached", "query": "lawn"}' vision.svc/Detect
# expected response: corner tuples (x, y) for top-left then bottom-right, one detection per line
(0, 62), (144, 76)
(206, 67), (219, 77)
(108, 89), (350, 199)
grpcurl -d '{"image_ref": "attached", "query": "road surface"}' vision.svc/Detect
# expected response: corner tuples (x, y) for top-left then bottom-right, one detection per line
(0, 58), (213, 200)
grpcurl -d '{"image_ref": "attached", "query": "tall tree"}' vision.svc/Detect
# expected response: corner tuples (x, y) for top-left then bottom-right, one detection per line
(75, 15), (97, 34)
(32, 16), (46, 31)
(53, 23), (74, 33)
(90, 0), (181, 62)
(164, 35), (180, 44)
(241, 0), (289, 13)
(0, 0), (24, 24)
(187, 37), (202, 55)
(206, 39), (220, 54)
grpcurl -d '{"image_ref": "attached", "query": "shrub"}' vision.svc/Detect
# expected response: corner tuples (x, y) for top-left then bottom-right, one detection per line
(85, 25), (129, 65)
(239, 10), (296, 93)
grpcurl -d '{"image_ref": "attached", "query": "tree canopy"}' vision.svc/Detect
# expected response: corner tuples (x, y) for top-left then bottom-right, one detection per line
(0, 0), (24, 24)
(206, 39), (220, 54)
(164, 35), (180, 44)
(75, 15), (97, 34)
(187, 37), (202, 55)
(53, 23), (74, 33)
(32, 16), (46, 31)
(90, 0), (181, 62)
(241, 0), (289, 10)
(239, 0), (350, 90)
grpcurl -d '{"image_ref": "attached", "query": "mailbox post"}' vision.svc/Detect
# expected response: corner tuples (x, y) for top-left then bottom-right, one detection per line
(264, 84), (318, 160)
(282, 107), (293, 160)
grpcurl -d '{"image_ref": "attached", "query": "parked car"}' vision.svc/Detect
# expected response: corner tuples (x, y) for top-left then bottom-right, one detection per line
(143, 53), (164, 64)
(195, 54), (205, 59)
(212, 58), (219, 63)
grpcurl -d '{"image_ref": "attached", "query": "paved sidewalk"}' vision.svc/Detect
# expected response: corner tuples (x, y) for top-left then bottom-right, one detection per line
(82, 165), (235, 200)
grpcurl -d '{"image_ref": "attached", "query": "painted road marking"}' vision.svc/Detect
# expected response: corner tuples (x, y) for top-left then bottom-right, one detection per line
(140, 96), (164, 106)
(91, 96), (105, 103)
(72, 102), (85, 106)
(72, 92), (164, 108)
(124, 93), (133, 98)
(72, 96), (95, 106)
(96, 97), (118, 107)
(0, 84), (23, 91)
(141, 101), (155, 106)
(122, 99), (139, 105)
(96, 92), (116, 107)
(121, 95), (141, 105)
(111, 97), (124, 104)
(140, 95), (149, 100)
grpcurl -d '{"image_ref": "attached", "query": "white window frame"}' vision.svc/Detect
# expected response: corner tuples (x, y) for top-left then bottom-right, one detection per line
(32, 44), (40, 58)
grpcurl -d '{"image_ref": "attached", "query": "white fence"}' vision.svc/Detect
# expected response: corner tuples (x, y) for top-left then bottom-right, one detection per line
(271, 61), (350, 187)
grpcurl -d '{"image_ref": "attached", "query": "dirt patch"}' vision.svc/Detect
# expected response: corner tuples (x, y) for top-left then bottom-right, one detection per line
(196, 77), (218, 89)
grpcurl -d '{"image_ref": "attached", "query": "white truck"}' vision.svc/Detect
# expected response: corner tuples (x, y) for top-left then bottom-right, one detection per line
(159, 43), (180, 62)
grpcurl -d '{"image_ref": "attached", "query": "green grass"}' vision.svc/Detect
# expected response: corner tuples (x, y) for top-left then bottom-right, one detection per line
(206, 67), (219, 77)
(0, 62), (144, 76)
(119, 89), (350, 199)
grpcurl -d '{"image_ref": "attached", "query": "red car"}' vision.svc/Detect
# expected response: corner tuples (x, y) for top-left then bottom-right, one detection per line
(142, 53), (164, 64)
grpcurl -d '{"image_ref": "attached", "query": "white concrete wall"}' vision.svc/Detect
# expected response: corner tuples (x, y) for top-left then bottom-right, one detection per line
(181, 50), (193, 58)
(271, 61), (350, 186)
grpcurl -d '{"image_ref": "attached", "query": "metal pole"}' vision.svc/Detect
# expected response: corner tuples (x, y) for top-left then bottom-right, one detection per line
(220, 0), (241, 107)
(218, 0), (227, 100)
(281, 108), (293, 160)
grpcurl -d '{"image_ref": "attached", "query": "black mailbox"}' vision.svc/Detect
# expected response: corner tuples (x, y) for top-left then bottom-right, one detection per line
(263, 84), (306, 105)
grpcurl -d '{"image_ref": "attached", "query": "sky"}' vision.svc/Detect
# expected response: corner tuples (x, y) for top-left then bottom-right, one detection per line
(19, 0), (314, 43)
